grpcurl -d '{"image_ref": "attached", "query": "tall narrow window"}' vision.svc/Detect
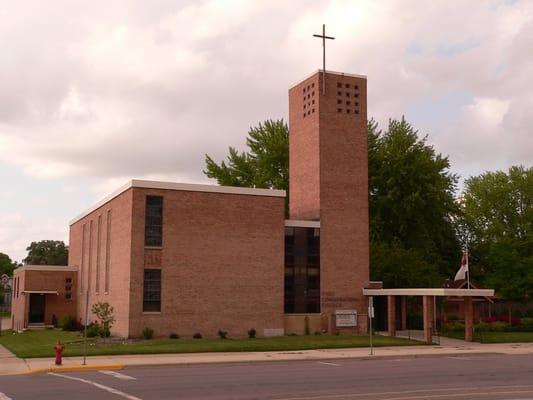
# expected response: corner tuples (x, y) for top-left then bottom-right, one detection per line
(95, 215), (101, 293)
(105, 210), (111, 293)
(284, 227), (320, 313)
(88, 220), (93, 292)
(143, 269), (161, 312)
(145, 196), (163, 246)
(80, 223), (86, 293)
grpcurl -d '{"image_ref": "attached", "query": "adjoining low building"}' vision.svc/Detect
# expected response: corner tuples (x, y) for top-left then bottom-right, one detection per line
(11, 265), (77, 331)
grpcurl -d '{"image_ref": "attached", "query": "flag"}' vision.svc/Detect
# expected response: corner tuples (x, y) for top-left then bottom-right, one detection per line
(454, 249), (469, 281)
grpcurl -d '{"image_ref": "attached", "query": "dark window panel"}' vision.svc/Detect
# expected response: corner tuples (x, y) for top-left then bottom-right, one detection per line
(284, 226), (320, 313)
(145, 196), (163, 246)
(143, 269), (161, 312)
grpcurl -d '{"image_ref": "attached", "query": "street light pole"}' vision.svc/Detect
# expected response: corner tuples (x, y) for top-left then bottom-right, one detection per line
(82, 289), (89, 365)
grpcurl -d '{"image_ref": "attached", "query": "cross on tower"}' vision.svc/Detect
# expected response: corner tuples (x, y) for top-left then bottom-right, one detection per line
(313, 24), (335, 95)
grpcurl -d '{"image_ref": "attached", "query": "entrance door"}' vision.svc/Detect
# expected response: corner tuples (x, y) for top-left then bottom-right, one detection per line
(28, 294), (45, 323)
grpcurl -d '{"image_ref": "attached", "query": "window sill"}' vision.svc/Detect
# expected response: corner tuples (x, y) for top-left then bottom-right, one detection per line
(144, 246), (163, 250)
(142, 312), (161, 315)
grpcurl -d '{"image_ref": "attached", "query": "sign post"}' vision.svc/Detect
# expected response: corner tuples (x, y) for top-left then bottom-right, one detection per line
(368, 296), (374, 356)
(82, 289), (89, 365)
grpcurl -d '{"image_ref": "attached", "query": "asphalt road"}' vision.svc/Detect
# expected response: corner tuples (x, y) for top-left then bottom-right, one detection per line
(1, 354), (533, 400)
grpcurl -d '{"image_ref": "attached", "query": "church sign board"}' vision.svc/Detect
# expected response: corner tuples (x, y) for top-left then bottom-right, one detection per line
(335, 310), (357, 327)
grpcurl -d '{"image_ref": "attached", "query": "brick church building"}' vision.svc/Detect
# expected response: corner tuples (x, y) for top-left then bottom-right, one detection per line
(12, 70), (370, 338)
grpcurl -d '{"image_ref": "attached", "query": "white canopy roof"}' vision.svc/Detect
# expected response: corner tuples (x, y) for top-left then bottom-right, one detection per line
(362, 288), (495, 297)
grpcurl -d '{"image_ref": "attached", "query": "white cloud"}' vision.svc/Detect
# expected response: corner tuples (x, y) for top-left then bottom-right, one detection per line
(0, 0), (532, 260)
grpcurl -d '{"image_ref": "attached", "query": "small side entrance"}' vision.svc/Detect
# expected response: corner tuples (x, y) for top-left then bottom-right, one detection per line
(28, 293), (45, 324)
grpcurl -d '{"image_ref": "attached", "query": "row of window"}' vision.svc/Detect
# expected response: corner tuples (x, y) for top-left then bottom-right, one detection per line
(80, 210), (112, 294)
(12, 277), (20, 299)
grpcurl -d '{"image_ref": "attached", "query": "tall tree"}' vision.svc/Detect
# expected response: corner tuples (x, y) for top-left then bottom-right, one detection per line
(204, 119), (289, 190)
(23, 240), (68, 266)
(368, 118), (461, 286)
(0, 253), (18, 276)
(459, 165), (532, 301)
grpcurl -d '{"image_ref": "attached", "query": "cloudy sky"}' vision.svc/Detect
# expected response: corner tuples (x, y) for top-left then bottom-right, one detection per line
(1, 0), (532, 262)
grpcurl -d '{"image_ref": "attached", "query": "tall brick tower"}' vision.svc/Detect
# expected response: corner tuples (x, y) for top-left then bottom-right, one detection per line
(288, 70), (369, 333)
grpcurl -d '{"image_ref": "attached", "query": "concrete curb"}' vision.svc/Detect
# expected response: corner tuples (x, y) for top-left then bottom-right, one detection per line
(119, 351), (504, 370)
(26, 364), (124, 375)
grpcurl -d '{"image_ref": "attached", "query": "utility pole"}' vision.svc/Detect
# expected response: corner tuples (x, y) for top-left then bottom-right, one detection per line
(368, 296), (374, 355)
(82, 289), (89, 365)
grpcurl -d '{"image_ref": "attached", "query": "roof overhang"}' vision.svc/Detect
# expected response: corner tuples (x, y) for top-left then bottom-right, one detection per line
(362, 288), (495, 297)
(15, 265), (77, 273)
(70, 179), (286, 225)
(22, 290), (59, 295)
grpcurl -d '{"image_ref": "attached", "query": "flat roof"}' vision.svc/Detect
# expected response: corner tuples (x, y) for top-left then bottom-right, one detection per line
(70, 179), (286, 225)
(363, 288), (495, 297)
(15, 265), (77, 273)
(285, 220), (320, 228)
(289, 69), (367, 90)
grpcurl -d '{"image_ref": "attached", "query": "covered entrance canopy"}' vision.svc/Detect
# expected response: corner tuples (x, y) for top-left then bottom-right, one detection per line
(363, 288), (495, 343)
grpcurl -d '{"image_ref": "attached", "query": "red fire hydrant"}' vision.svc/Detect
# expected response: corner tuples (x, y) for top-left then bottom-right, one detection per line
(54, 341), (64, 366)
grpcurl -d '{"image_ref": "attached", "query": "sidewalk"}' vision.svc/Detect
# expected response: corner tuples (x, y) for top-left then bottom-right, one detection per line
(0, 344), (29, 375)
(0, 341), (533, 375)
(2, 341), (533, 376)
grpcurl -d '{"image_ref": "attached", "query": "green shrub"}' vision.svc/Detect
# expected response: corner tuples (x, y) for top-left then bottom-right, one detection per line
(60, 315), (80, 332)
(248, 328), (256, 339)
(489, 321), (509, 332)
(474, 322), (490, 332)
(447, 315), (460, 321)
(193, 332), (202, 339)
(314, 331), (322, 336)
(304, 316), (310, 336)
(515, 318), (533, 332)
(91, 302), (115, 337)
(86, 323), (100, 338)
(169, 332), (179, 339)
(525, 309), (533, 318)
(442, 321), (465, 333)
(51, 314), (58, 328)
(142, 327), (154, 340)
(217, 330), (228, 339)
(288, 333), (298, 336)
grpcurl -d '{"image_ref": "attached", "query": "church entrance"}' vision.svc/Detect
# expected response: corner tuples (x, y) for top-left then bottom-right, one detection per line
(28, 293), (45, 324)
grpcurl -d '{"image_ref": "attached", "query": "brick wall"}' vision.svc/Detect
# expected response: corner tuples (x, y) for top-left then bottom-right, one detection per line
(11, 268), (77, 329)
(69, 189), (133, 337)
(128, 188), (285, 338)
(11, 270), (26, 331)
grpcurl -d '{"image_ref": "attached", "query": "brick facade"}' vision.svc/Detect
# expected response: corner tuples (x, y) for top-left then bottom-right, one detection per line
(68, 183), (285, 338)
(128, 188), (285, 338)
(289, 71), (369, 333)
(11, 266), (77, 331)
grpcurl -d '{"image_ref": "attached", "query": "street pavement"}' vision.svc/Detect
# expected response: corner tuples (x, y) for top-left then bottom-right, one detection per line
(1, 353), (533, 399)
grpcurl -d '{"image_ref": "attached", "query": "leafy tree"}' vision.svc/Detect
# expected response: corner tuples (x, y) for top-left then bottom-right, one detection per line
(91, 302), (115, 338)
(204, 119), (289, 211)
(0, 253), (18, 276)
(368, 118), (461, 286)
(23, 240), (68, 265)
(459, 166), (532, 301)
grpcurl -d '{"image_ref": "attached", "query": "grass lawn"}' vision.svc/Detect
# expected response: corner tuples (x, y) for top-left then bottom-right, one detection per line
(0, 329), (421, 359)
(443, 331), (533, 343)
